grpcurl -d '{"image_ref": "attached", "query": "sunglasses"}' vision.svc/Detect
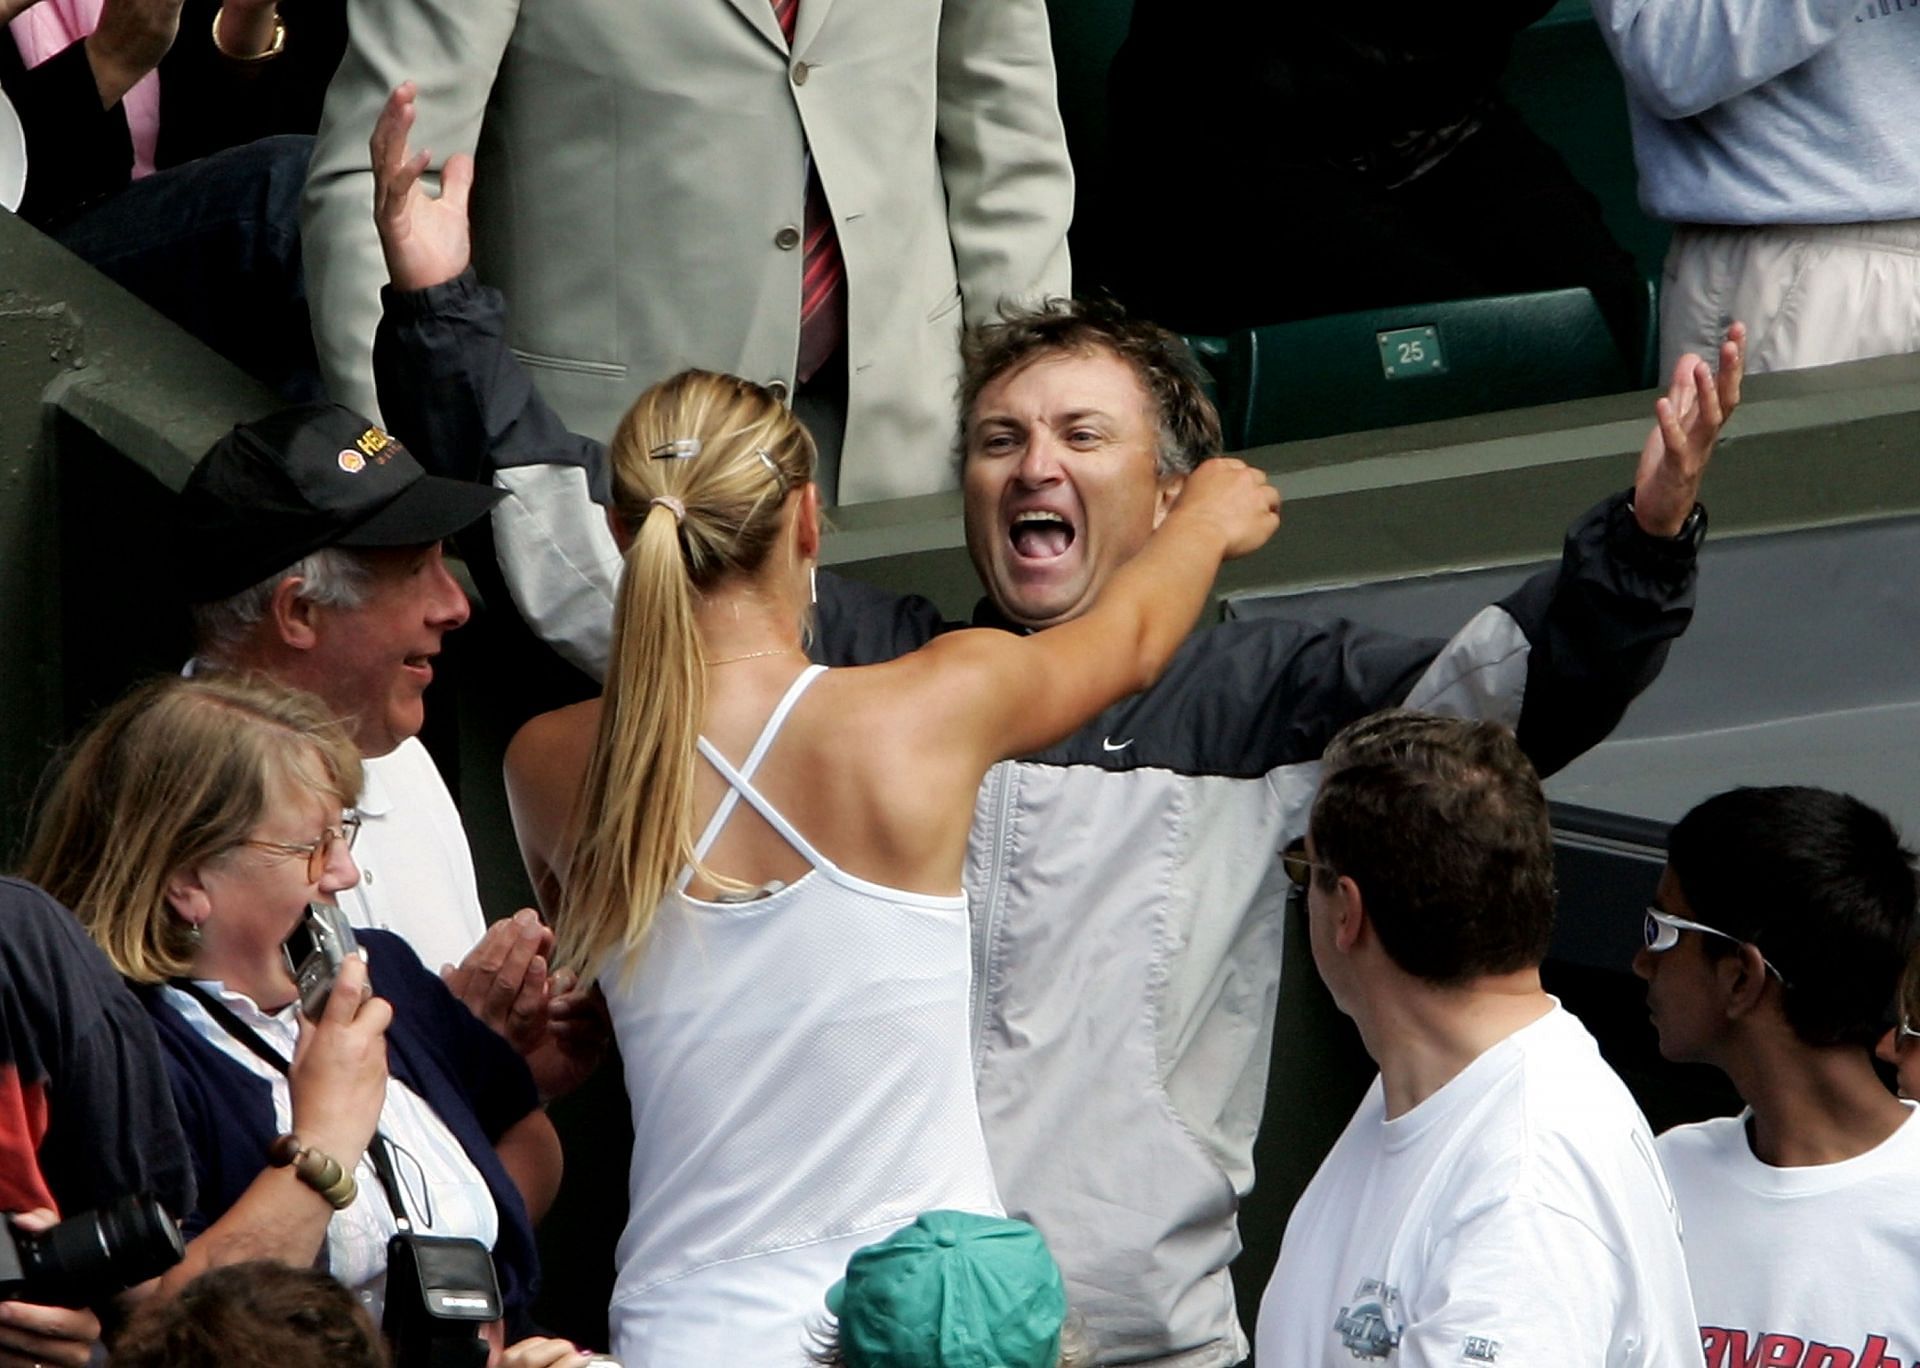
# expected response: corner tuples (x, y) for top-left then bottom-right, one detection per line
(244, 815), (363, 883)
(1643, 907), (1788, 984)
(1895, 1012), (1920, 1051)
(1281, 838), (1324, 892)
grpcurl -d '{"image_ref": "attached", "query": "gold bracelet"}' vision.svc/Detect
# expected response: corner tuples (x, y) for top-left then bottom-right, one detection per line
(211, 8), (286, 61)
(268, 1132), (359, 1211)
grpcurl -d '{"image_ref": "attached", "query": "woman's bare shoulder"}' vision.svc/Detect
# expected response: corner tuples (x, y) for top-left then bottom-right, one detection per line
(505, 699), (601, 798)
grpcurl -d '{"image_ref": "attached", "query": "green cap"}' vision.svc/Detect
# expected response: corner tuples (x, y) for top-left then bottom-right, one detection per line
(825, 1211), (1067, 1368)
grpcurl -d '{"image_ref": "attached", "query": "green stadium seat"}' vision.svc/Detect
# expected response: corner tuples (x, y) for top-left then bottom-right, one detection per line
(1503, 3), (1672, 283)
(1218, 285), (1648, 451)
(1182, 332), (1229, 408)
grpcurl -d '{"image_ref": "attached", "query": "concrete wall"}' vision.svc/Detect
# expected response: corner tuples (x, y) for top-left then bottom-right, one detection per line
(0, 209), (274, 859)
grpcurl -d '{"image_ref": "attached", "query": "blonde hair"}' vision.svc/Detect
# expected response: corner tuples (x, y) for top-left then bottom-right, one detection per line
(556, 370), (815, 978)
(21, 674), (363, 983)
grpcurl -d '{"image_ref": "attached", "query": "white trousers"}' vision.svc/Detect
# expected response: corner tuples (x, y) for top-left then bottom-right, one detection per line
(1659, 219), (1920, 376)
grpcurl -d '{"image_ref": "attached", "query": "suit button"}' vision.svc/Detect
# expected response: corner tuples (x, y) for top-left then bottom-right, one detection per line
(791, 61), (810, 85)
(768, 379), (791, 402)
(774, 225), (802, 250)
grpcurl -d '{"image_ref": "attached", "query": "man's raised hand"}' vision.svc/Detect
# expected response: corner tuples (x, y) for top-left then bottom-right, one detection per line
(1634, 323), (1745, 537)
(442, 908), (553, 1056)
(1166, 457), (1282, 560)
(443, 913), (610, 1101)
(372, 81), (474, 293)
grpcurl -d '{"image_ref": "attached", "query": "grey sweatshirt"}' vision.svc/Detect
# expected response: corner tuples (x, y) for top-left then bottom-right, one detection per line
(1590, 0), (1920, 224)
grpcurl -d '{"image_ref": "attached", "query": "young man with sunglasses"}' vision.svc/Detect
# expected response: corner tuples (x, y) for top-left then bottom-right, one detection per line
(1259, 711), (1698, 1367)
(1638, 785), (1920, 1368)
(1885, 958), (1920, 1101)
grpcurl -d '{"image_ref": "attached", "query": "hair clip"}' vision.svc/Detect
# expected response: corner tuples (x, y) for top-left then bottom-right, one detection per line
(650, 438), (702, 461)
(754, 449), (785, 489)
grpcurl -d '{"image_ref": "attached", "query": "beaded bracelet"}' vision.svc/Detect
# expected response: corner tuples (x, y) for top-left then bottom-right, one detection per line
(268, 1133), (359, 1210)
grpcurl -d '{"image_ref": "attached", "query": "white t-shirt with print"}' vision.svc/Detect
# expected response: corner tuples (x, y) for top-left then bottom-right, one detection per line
(1256, 1004), (1700, 1368)
(1657, 1105), (1920, 1368)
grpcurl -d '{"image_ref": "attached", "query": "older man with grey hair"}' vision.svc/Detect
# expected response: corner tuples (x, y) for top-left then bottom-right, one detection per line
(176, 405), (505, 976)
(176, 407), (606, 1101)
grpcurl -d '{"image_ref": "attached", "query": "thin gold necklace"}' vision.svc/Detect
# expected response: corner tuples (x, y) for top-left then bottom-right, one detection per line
(704, 646), (804, 666)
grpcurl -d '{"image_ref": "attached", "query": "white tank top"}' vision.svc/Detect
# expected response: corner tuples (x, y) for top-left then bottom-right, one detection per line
(604, 666), (1001, 1365)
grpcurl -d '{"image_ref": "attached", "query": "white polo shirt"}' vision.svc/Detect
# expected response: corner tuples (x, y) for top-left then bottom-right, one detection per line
(336, 737), (488, 972)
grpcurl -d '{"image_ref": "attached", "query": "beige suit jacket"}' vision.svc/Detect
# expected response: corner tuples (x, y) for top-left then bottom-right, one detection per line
(302, 0), (1073, 503)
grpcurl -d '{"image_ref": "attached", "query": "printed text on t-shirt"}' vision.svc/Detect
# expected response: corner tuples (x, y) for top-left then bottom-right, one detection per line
(1702, 1327), (1909, 1368)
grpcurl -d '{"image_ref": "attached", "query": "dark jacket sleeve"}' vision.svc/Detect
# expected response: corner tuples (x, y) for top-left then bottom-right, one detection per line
(1050, 489), (1694, 780)
(375, 270), (949, 670)
(2, 38), (135, 228)
(814, 573), (950, 666)
(0, 880), (196, 1222)
(374, 270), (610, 495)
(1289, 488), (1695, 780)
(1501, 488), (1696, 775)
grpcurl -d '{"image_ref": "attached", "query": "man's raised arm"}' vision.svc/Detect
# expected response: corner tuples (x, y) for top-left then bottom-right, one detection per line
(304, 0), (520, 417)
(1411, 331), (1744, 775)
(368, 85), (621, 676)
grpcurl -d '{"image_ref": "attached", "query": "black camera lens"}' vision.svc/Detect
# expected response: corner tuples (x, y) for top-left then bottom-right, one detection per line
(1, 1194), (185, 1307)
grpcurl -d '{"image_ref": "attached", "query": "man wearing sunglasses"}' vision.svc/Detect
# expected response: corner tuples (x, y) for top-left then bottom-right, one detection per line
(1640, 786), (1919, 1368)
(1259, 710), (1699, 1367)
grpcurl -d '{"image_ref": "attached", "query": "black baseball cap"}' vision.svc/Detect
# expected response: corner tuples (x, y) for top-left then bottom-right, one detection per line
(175, 403), (504, 602)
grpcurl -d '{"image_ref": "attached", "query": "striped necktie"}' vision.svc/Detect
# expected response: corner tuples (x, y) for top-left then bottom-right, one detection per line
(772, 0), (847, 383)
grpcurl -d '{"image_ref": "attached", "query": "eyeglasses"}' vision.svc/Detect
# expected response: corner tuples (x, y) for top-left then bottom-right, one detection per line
(243, 815), (362, 883)
(1643, 907), (1788, 984)
(1895, 1011), (1920, 1051)
(1281, 838), (1325, 892)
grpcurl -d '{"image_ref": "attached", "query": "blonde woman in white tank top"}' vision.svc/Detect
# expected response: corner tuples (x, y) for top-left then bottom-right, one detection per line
(503, 368), (1279, 1365)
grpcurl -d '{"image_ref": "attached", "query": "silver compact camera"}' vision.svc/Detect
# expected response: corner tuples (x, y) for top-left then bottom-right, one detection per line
(282, 902), (365, 1020)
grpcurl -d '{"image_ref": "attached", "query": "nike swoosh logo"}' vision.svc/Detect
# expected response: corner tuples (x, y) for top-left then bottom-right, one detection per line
(1102, 737), (1134, 752)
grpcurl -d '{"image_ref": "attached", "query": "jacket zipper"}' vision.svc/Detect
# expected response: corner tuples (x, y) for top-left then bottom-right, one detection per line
(970, 761), (1015, 1062)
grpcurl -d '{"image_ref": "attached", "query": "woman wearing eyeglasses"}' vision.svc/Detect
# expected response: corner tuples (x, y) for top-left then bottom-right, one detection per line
(21, 673), (590, 1364)
(1633, 785), (1920, 1368)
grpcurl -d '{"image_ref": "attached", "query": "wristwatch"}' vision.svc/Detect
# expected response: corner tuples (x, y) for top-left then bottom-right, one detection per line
(1628, 499), (1707, 550)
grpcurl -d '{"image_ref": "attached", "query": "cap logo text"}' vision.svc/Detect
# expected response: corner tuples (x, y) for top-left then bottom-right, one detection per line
(355, 427), (396, 463)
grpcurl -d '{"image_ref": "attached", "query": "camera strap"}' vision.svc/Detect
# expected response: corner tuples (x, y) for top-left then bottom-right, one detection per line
(171, 979), (415, 1230)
